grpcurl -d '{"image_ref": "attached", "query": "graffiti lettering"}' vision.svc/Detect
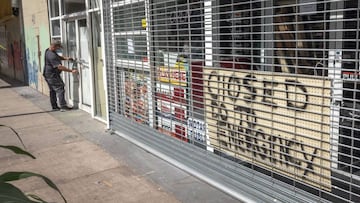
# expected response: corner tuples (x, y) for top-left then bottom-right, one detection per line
(285, 79), (308, 110)
(262, 80), (278, 107)
(207, 71), (318, 179)
(207, 72), (309, 110)
(205, 69), (332, 188)
(243, 74), (257, 102)
(211, 101), (317, 177)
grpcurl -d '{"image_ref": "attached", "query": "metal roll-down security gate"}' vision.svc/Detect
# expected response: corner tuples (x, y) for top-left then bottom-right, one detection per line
(103, 0), (360, 202)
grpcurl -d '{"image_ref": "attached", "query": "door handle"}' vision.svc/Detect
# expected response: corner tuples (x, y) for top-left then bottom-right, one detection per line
(72, 59), (86, 64)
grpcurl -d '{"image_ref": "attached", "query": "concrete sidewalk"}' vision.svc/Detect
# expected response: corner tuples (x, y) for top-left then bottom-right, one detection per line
(0, 78), (179, 202)
(0, 76), (238, 203)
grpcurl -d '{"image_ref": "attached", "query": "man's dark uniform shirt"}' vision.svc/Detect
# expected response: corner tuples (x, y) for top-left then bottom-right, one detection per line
(43, 48), (63, 85)
(43, 48), (67, 109)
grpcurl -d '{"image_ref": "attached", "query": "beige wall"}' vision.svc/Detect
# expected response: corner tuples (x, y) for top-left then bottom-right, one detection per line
(22, 0), (51, 93)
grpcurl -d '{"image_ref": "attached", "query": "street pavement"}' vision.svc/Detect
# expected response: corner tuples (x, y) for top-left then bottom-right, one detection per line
(0, 76), (239, 203)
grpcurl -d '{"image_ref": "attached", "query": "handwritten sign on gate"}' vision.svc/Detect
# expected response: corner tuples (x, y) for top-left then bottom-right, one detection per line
(157, 65), (187, 86)
(204, 68), (332, 189)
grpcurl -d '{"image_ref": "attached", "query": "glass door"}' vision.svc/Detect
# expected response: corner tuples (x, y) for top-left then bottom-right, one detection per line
(78, 19), (92, 107)
(65, 18), (92, 111)
(66, 21), (79, 105)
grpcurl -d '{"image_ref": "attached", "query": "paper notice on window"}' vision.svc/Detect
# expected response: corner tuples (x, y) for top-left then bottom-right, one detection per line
(127, 38), (135, 54)
(163, 52), (178, 68)
(299, 0), (316, 13)
(142, 18), (147, 28)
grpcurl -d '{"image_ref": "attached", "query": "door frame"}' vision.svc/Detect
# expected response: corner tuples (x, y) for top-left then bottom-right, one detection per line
(63, 16), (93, 113)
(89, 10), (108, 122)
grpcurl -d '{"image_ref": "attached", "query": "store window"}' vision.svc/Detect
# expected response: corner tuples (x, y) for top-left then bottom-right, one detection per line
(89, 0), (100, 9)
(123, 70), (150, 125)
(150, 0), (204, 142)
(273, 0), (329, 75)
(207, 0), (337, 191)
(112, 1), (147, 62)
(112, 0), (150, 125)
(48, 0), (61, 39)
(51, 19), (61, 36)
(214, 0), (261, 70)
(115, 35), (147, 61)
(338, 0), (360, 176)
(215, 0), (329, 75)
(63, 0), (85, 14)
(113, 2), (145, 33)
(49, 0), (60, 17)
(151, 0), (204, 62)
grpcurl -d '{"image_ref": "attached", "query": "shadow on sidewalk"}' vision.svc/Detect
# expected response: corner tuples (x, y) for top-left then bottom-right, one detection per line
(0, 111), (54, 119)
(0, 74), (26, 89)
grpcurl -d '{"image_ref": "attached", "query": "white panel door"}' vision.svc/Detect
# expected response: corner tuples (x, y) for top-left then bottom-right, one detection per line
(78, 19), (92, 107)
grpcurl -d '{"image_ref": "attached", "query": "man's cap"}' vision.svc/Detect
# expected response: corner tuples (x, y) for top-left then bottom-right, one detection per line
(51, 39), (63, 48)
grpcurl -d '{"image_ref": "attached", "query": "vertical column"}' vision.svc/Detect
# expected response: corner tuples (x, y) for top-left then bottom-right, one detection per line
(328, 0), (344, 169)
(204, 0), (212, 67)
(204, 0), (213, 151)
(262, 0), (273, 71)
(145, 0), (153, 127)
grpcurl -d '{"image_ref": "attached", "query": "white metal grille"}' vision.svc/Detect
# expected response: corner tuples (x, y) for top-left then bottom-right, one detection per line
(103, 0), (360, 202)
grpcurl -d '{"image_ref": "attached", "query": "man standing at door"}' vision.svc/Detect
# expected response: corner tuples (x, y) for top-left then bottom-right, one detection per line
(43, 40), (78, 111)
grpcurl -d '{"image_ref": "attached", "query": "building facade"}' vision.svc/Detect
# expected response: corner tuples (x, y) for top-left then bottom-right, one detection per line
(103, 0), (360, 202)
(1, 0), (108, 123)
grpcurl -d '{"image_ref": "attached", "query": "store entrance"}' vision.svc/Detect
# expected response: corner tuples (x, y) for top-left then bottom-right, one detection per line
(65, 18), (92, 112)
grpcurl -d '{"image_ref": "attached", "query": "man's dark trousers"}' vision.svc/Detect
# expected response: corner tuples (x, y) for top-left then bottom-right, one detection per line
(45, 78), (66, 109)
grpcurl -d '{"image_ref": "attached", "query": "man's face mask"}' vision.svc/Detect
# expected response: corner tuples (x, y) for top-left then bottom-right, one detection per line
(55, 48), (63, 54)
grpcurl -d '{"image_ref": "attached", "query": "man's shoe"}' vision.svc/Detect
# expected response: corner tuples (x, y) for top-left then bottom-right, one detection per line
(60, 106), (73, 112)
(52, 107), (60, 111)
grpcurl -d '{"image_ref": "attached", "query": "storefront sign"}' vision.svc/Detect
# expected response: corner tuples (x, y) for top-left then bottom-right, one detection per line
(158, 116), (187, 141)
(156, 83), (187, 104)
(157, 65), (187, 86)
(204, 68), (332, 189)
(187, 118), (206, 143)
(124, 72), (149, 124)
(342, 71), (360, 81)
(157, 99), (187, 122)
